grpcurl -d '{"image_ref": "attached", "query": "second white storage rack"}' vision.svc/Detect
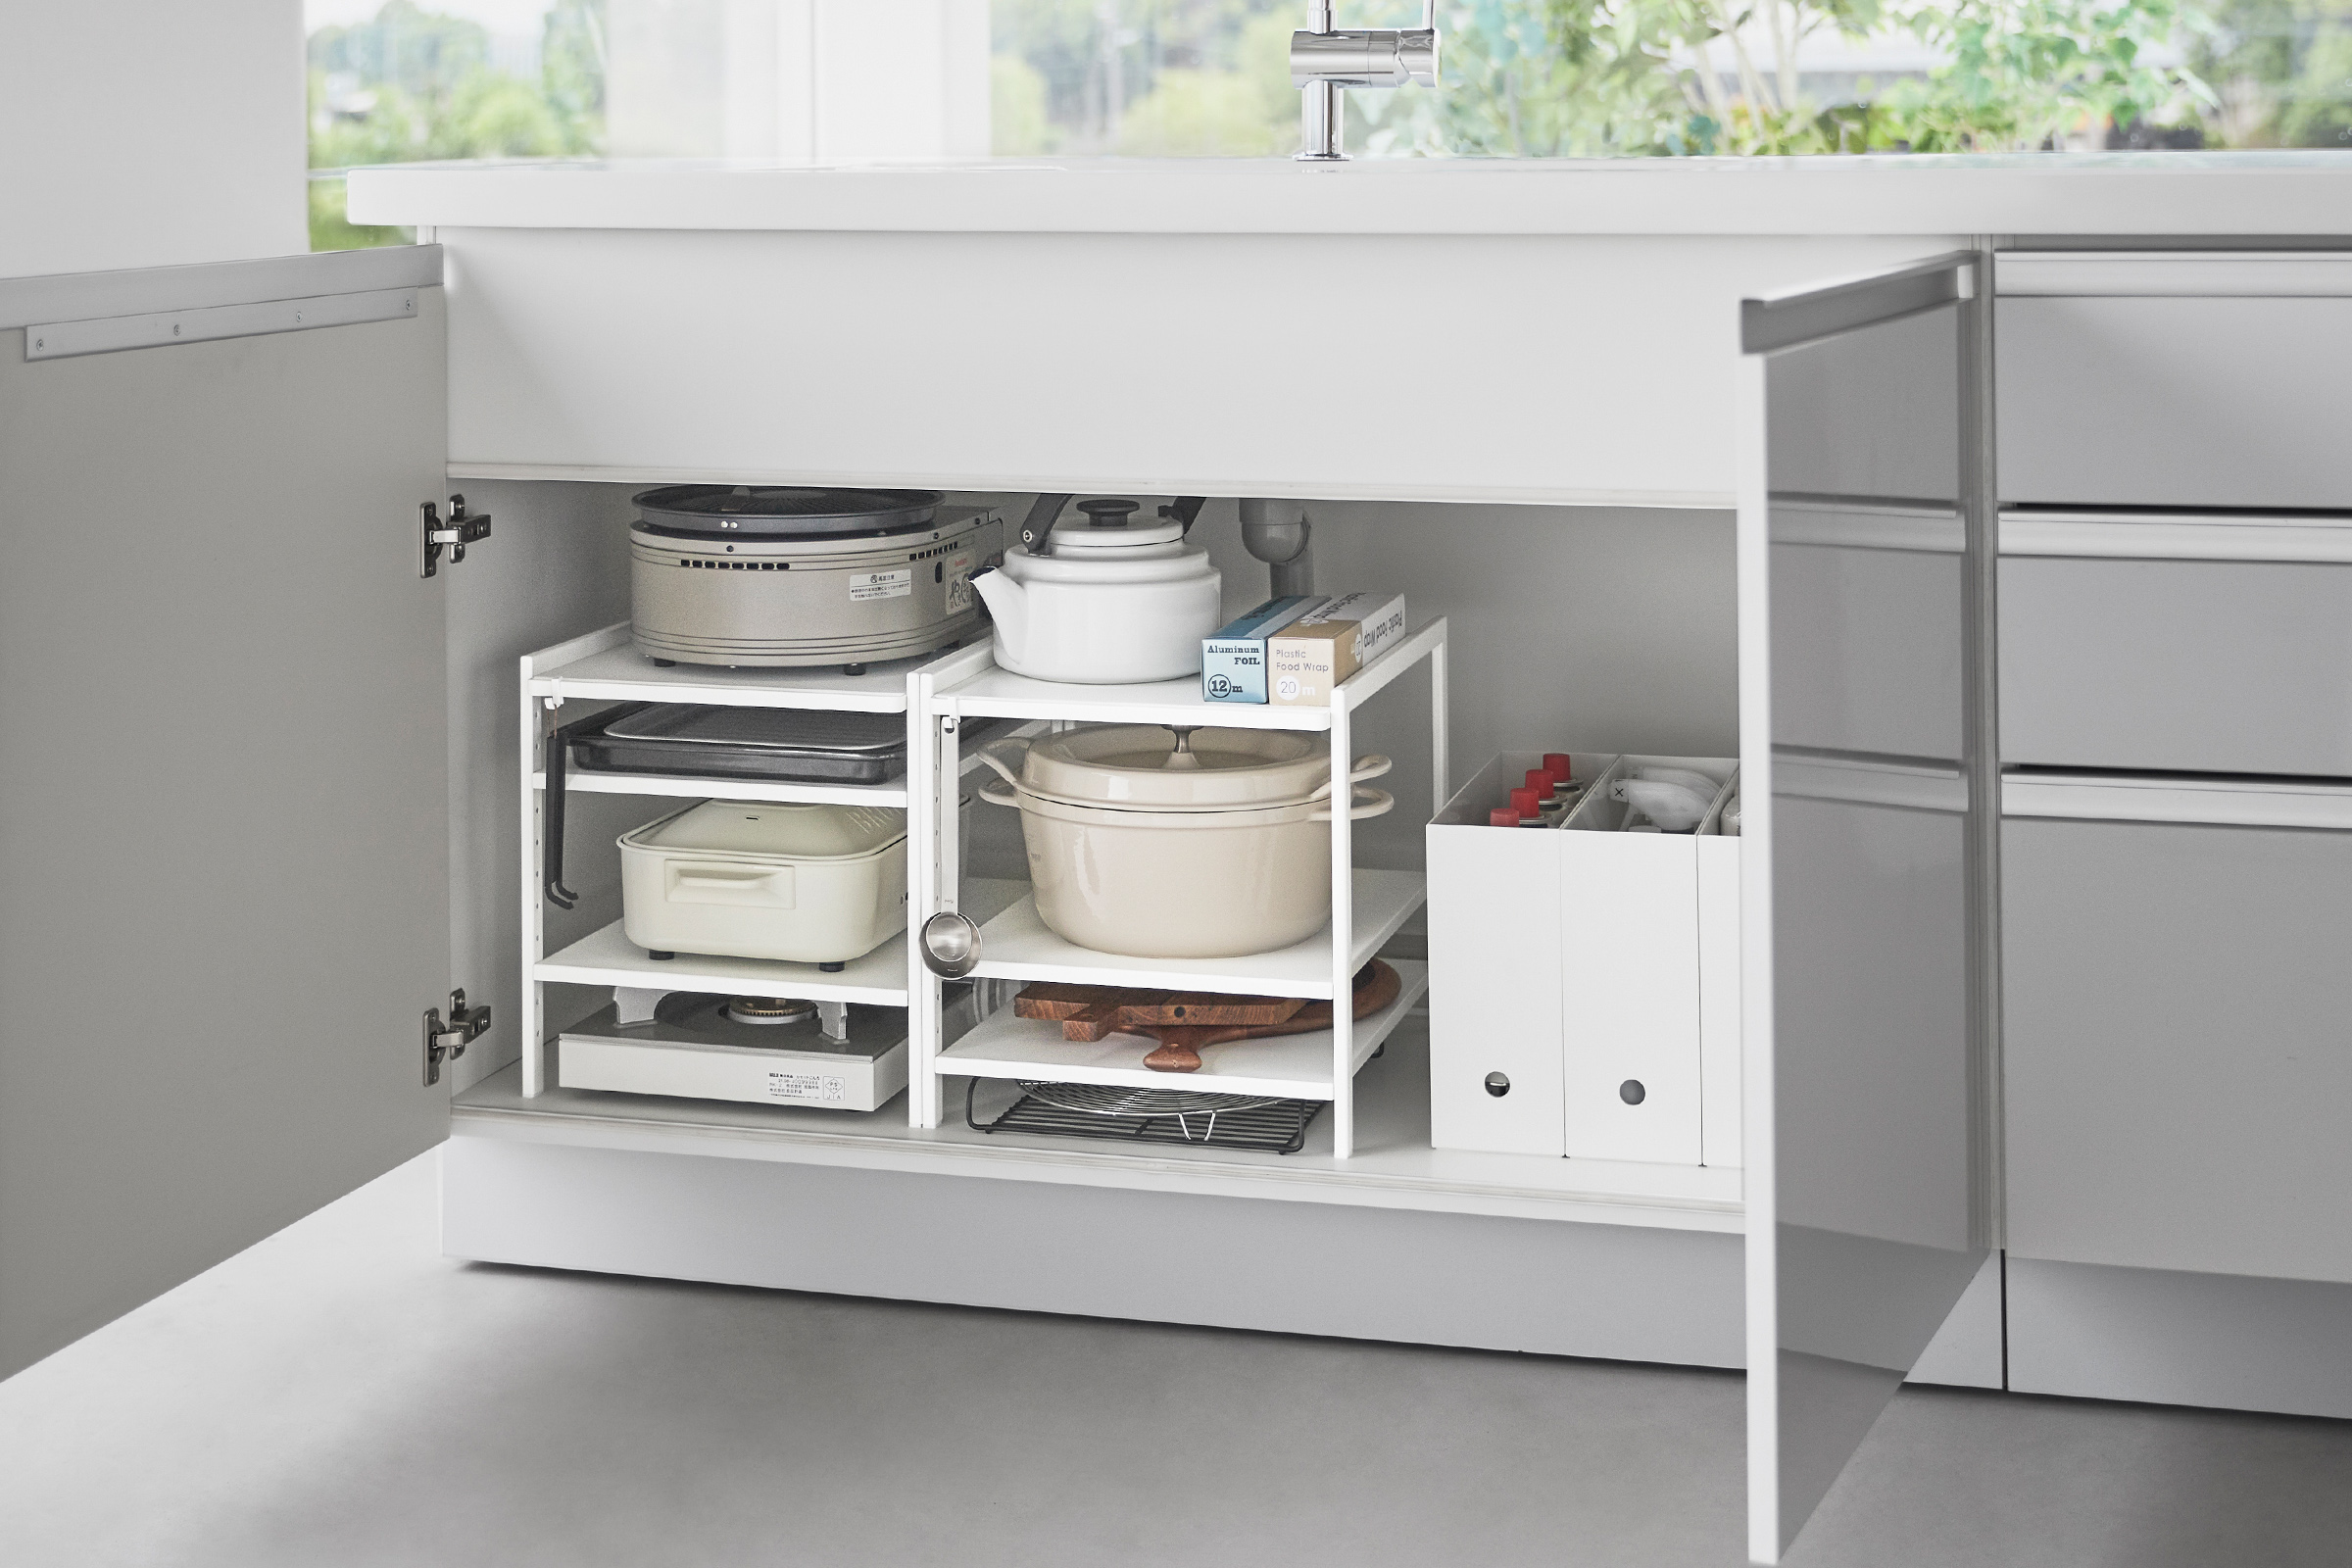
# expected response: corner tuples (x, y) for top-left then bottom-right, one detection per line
(906, 619), (1450, 1159)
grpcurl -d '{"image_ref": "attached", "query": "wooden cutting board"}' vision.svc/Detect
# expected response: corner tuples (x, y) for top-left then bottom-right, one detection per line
(1011, 985), (1306, 1041)
(1011, 963), (1402, 1073)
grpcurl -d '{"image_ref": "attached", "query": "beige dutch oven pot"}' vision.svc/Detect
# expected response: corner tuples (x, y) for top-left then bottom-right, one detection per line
(976, 724), (1393, 958)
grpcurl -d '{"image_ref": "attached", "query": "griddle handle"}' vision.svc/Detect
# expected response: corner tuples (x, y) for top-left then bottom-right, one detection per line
(544, 715), (579, 910)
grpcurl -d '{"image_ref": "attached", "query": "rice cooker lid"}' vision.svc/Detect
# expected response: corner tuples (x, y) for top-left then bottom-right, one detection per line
(1018, 724), (1330, 809)
(628, 800), (907, 860)
(632, 485), (944, 539)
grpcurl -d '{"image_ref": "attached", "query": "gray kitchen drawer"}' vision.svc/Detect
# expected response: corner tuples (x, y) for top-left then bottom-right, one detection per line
(1999, 512), (2352, 775)
(1997, 252), (2352, 510)
(1771, 502), (1963, 760)
(2002, 778), (2352, 1284)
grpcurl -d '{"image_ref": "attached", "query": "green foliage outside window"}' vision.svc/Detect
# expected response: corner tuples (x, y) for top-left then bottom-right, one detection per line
(308, 0), (607, 250)
(992, 0), (2352, 154)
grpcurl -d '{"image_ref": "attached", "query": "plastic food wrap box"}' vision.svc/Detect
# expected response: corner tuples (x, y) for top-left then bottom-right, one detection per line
(1424, 752), (1741, 1167)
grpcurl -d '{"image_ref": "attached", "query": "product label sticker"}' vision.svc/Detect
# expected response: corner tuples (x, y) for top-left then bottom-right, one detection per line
(945, 553), (975, 612)
(850, 568), (913, 602)
(769, 1072), (846, 1102)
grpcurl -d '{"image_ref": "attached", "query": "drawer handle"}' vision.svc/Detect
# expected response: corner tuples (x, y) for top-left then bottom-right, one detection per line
(1484, 1071), (1510, 1098)
(1620, 1079), (1646, 1105)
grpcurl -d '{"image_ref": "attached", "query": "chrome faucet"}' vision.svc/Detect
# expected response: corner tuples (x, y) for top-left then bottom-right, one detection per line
(1291, 0), (1441, 162)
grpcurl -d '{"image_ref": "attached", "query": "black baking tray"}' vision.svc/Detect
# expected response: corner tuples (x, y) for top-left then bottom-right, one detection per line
(569, 703), (908, 785)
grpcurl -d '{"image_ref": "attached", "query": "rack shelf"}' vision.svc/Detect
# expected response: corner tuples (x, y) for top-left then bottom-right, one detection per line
(939, 960), (1427, 1099)
(526, 629), (940, 711)
(965, 870), (1425, 1000)
(452, 1021), (1743, 1231)
(536, 918), (909, 1006)
(935, 619), (1446, 732)
(528, 769), (908, 808)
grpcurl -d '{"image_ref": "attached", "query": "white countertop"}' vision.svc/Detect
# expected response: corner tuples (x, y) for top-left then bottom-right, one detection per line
(347, 152), (2352, 237)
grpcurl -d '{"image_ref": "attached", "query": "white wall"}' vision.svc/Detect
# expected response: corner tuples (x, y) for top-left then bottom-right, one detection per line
(0, 4), (307, 279)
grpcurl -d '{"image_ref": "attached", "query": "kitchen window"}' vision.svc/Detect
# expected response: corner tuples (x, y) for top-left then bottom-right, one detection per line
(308, 0), (2352, 249)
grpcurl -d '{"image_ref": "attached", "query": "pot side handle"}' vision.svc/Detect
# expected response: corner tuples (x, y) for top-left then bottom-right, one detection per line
(1308, 786), (1394, 822)
(1307, 754), (1394, 802)
(973, 740), (1030, 788)
(977, 778), (1020, 808)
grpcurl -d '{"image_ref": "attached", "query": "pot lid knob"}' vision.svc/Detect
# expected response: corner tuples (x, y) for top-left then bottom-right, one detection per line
(1160, 725), (1204, 770)
(1078, 498), (1140, 529)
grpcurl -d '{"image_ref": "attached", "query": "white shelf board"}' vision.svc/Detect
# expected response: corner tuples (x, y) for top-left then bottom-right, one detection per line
(967, 869), (1426, 1000)
(528, 640), (927, 711)
(933, 621), (1445, 731)
(941, 664), (1334, 730)
(530, 770), (906, 807)
(452, 1020), (1742, 1232)
(938, 959), (1428, 1100)
(535, 917), (908, 1005)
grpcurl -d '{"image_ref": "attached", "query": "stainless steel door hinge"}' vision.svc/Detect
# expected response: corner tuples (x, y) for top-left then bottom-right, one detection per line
(420, 493), (491, 578)
(423, 988), (492, 1085)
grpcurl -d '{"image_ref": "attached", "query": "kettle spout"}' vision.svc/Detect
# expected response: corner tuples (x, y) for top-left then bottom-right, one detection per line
(971, 568), (1027, 660)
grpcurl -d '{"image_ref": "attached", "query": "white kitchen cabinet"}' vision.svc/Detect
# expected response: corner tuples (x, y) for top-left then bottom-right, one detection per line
(5, 202), (2340, 1568)
(1991, 248), (2352, 1427)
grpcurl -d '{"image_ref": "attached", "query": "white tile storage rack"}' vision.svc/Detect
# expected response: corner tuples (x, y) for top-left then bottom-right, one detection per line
(506, 615), (1740, 1216)
(518, 621), (1001, 1100)
(905, 618), (1450, 1160)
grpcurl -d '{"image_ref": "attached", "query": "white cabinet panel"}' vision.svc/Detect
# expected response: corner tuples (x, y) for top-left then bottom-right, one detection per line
(1739, 256), (1992, 1565)
(0, 252), (454, 1378)
(2009, 1258), (2352, 1420)
(436, 226), (1949, 505)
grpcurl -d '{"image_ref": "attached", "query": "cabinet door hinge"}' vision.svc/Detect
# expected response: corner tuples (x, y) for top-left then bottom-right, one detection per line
(423, 988), (492, 1085)
(420, 493), (492, 578)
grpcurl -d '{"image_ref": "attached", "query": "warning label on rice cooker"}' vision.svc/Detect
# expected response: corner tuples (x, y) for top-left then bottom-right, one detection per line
(849, 568), (912, 602)
(769, 1072), (846, 1102)
(944, 553), (975, 612)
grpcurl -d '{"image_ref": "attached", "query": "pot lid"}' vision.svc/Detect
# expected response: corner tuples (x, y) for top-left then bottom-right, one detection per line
(627, 801), (906, 860)
(1017, 724), (1331, 809)
(632, 484), (942, 539)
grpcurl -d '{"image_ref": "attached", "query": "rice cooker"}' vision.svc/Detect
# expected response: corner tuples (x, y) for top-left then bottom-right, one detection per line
(629, 485), (1004, 670)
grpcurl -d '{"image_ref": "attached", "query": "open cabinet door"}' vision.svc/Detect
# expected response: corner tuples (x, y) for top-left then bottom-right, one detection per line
(0, 250), (454, 1379)
(1738, 255), (1998, 1563)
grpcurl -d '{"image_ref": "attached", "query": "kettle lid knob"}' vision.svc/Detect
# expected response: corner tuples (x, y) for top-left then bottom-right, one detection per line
(1077, 498), (1140, 528)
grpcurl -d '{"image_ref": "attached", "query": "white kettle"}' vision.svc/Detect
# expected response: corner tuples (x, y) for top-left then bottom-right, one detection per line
(972, 499), (1224, 684)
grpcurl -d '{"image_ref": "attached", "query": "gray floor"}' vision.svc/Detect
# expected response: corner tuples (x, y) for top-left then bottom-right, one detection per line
(0, 1154), (2345, 1568)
